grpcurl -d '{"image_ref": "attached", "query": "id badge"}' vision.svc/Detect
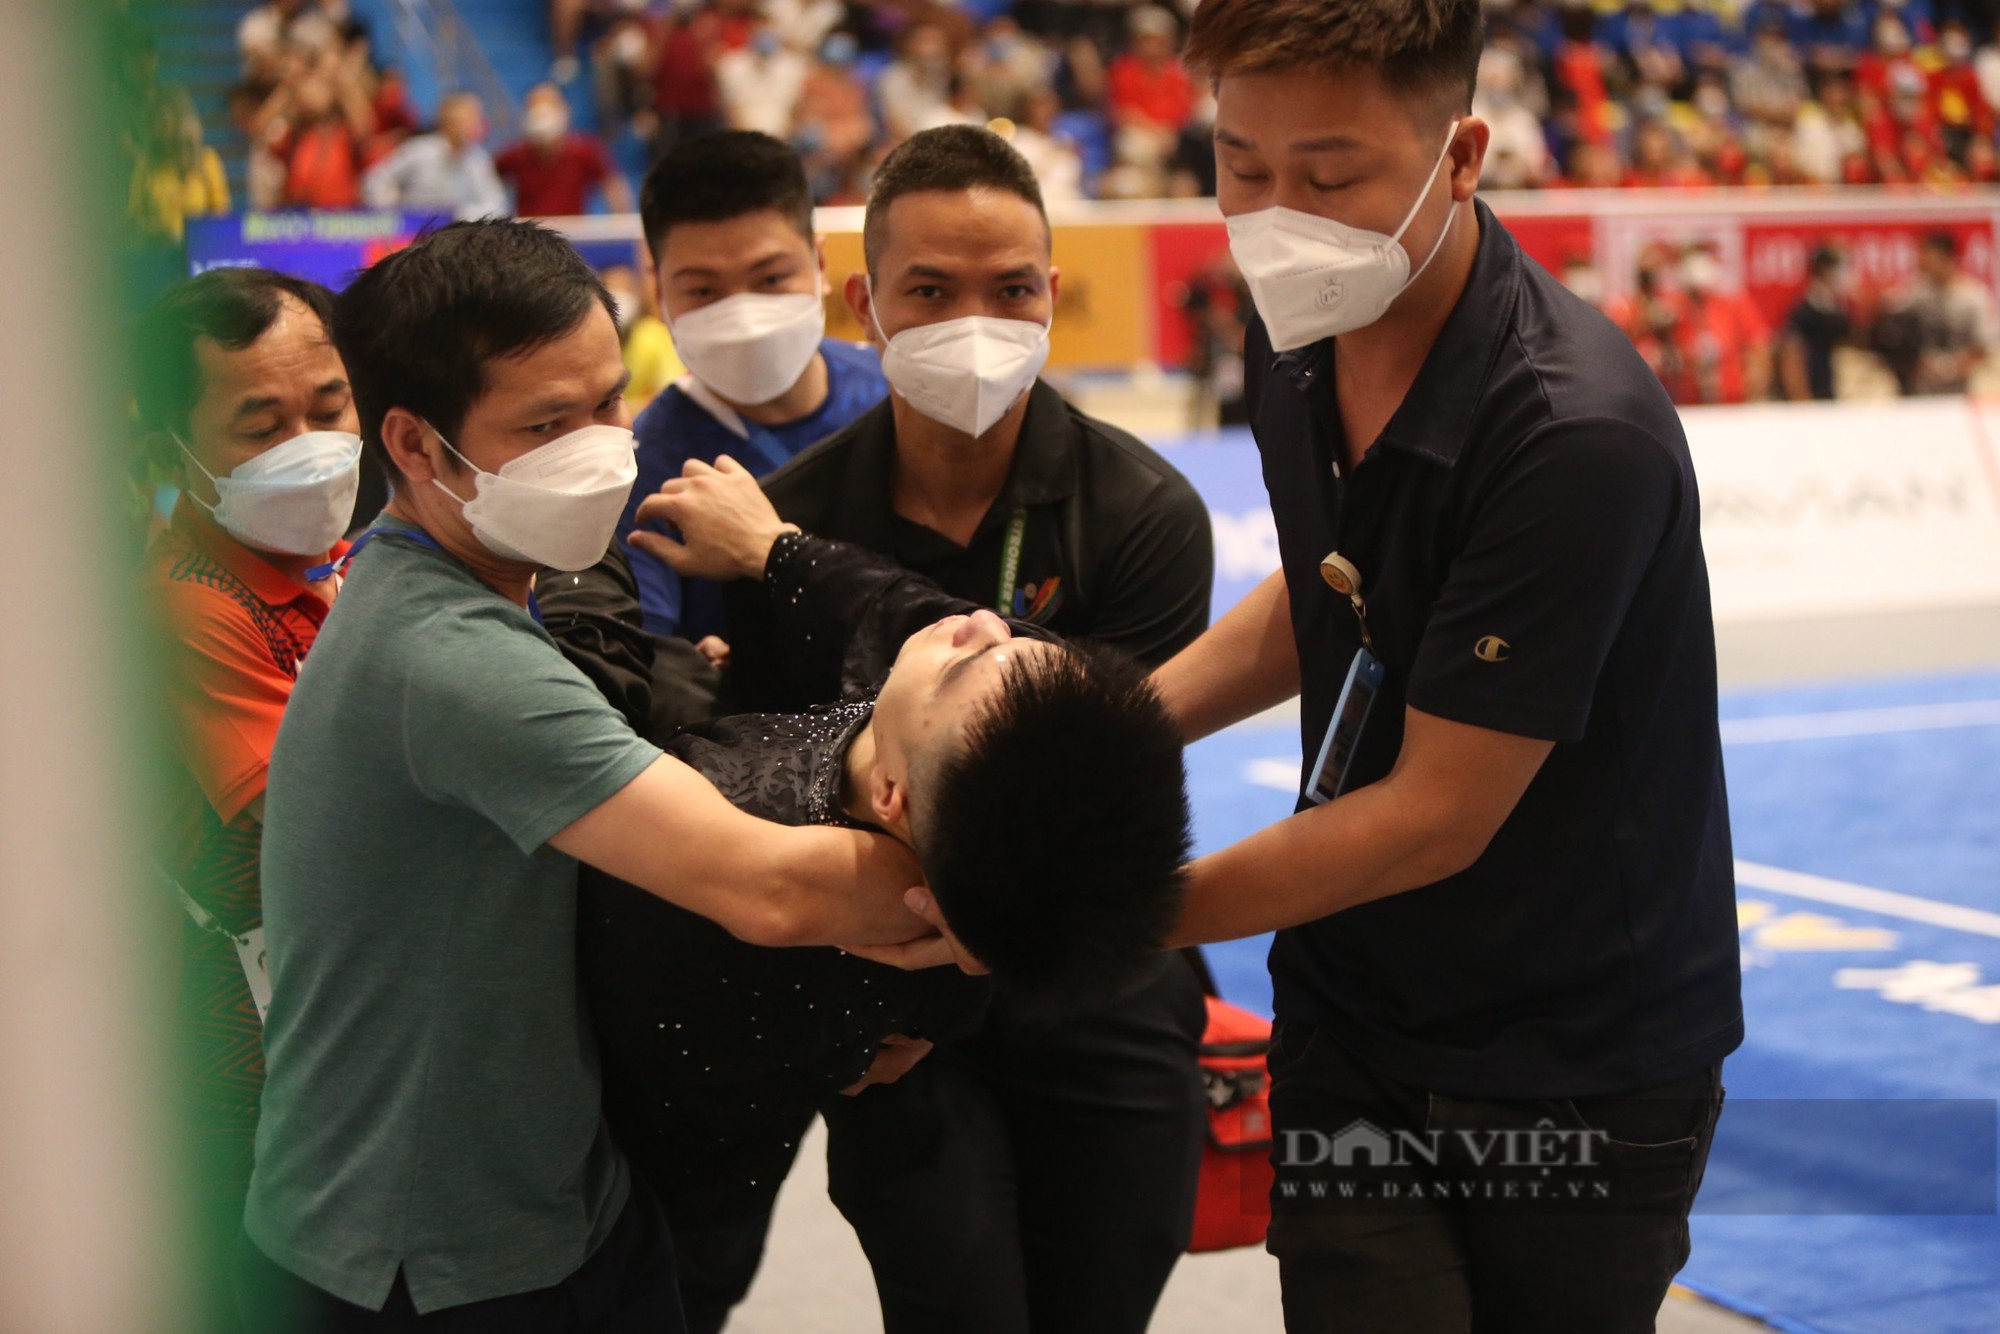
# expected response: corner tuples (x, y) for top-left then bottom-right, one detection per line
(1303, 647), (1385, 805)
(234, 925), (272, 1023)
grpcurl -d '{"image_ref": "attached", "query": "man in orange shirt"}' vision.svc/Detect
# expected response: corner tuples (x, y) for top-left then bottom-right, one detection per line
(135, 266), (363, 1328)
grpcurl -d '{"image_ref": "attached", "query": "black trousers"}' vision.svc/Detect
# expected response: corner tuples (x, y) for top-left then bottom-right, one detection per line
(1264, 1020), (1726, 1334)
(610, 1072), (820, 1334)
(821, 955), (1209, 1334)
(232, 1186), (686, 1334)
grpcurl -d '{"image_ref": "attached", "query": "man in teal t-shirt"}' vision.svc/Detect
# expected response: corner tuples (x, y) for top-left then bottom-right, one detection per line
(238, 219), (930, 1329)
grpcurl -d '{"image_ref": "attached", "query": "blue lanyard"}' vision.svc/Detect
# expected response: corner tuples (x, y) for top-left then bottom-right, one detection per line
(306, 526), (543, 624)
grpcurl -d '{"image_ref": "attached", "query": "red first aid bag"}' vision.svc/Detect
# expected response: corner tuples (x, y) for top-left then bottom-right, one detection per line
(1188, 995), (1275, 1253)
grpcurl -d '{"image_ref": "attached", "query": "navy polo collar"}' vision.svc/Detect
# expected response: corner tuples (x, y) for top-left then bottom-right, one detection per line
(1277, 198), (1522, 472)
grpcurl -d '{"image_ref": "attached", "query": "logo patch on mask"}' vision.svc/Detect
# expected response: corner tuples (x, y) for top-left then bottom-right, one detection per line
(1011, 577), (1064, 624)
(1315, 279), (1345, 309)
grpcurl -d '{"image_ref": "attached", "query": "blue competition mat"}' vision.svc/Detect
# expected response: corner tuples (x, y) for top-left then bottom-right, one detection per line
(1190, 669), (2000, 1333)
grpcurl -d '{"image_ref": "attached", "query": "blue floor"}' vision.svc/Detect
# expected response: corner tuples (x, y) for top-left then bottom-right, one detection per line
(1192, 669), (2000, 1334)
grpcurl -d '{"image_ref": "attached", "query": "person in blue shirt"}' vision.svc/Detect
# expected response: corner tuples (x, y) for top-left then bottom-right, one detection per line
(1595, 0), (1690, 91)
(1792, 0), (1874, 72)
(620, 130), (888, 642)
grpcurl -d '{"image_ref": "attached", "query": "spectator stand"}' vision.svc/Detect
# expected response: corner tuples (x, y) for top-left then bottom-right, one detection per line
(145, 2), (259, 205)
(360, 0), (522, 147)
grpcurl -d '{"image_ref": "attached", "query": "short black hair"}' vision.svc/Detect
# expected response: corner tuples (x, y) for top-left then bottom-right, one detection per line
(133, 266), (338, 450)
(331, 219), (613, 480)
(914, 643), (1191, 1010)
(1185, 0), (1483, 120)
(639, 130), (815, 264)
(863, 125), (1048, 277)
(1922, 231), (1959, 260)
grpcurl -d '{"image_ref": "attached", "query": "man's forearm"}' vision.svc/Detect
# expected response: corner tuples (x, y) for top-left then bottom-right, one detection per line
(1151, 568), (1300, 743)
(1165, 778), (1475, 947)
(762, 825), (931, 949)
(552, 755), (927, 949)
(1165, 706), (1554, 946)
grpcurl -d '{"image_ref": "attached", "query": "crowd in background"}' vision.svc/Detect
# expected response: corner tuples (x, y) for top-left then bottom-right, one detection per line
(126, 0), (2000, 227)
(118, 0), (2000, 415)
(551, 0), (2000, 200)
(1186, 224), (1997, 416)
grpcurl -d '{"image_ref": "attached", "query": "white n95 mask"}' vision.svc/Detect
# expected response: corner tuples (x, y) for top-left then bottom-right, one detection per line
(1227, 120), (1462, 351)
(177, 429), (363, 556)
(668, 291), (825, 406)
(871, 291), (1050, 438)
(430, 422), (637, 571)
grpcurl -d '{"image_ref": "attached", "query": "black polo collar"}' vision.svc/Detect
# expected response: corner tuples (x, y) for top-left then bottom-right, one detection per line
(827, 379), (1081, 547)
(1273, 198), (1522, 472)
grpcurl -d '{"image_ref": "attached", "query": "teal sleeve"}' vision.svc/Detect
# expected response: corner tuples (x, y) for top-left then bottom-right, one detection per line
(403, 604), (663, 854)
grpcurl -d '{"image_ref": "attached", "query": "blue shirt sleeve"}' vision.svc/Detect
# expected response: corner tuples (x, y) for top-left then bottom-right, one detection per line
(621, 389), (696, 638)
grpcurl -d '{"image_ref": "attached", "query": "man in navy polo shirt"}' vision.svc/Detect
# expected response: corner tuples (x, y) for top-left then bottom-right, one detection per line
(1119, 3), (1743, 1330)
(617, 130), (887, 643)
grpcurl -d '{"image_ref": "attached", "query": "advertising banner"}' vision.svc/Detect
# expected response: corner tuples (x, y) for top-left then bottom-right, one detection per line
(1165, 398), (2000, 626)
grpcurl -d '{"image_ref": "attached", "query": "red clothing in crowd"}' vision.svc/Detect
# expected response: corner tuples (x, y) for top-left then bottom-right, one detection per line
(653, 14), (722, 120)
(1108, 55), (1195, 129)
(1670, 291), (1769, 405)
(1929, 62), (1995, 137)
(496, 133), (617, 216)
(1855, 50), (1927, 104)
(1865, 101), (1947, 176)
(1603, 290), (1679, 383)
(276, 119), (363, 209)
(372, 76), (420, 141)
(1557, 41), (1615, 145)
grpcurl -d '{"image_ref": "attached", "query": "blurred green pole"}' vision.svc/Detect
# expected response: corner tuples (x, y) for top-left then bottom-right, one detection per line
(0, 1), (177, 1331)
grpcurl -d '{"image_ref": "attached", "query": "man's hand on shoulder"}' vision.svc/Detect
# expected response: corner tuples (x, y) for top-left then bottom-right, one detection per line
(628, 454), (799, 581)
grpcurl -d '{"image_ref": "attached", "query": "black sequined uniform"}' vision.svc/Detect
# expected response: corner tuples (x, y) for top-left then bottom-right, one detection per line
(544, 534), (1013, 1333)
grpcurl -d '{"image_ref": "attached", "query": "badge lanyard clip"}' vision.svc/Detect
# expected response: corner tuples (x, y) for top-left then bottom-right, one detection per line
(157, 861), (272, 1023)
(1319, 551), (1375, 654)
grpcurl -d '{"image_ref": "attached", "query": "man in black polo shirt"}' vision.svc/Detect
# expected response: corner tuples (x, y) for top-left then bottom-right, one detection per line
(713, 125), (1214, 1334)
(1135, 3), (1743, 1331)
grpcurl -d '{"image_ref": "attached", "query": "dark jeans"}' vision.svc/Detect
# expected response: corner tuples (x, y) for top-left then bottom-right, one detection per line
(232, 1186), (685, 1334)
(1265, 1021), (1725, 1334)
(821, 954), (1209, 1334)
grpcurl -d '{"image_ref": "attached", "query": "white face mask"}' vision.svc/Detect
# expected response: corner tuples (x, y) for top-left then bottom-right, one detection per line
(177, 429), (362, 556)
(669, 291), (826, 406)
(429, 421), (637, 572)
(1227, 120), (1462, 352)
(868, 283), (1051, 438)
